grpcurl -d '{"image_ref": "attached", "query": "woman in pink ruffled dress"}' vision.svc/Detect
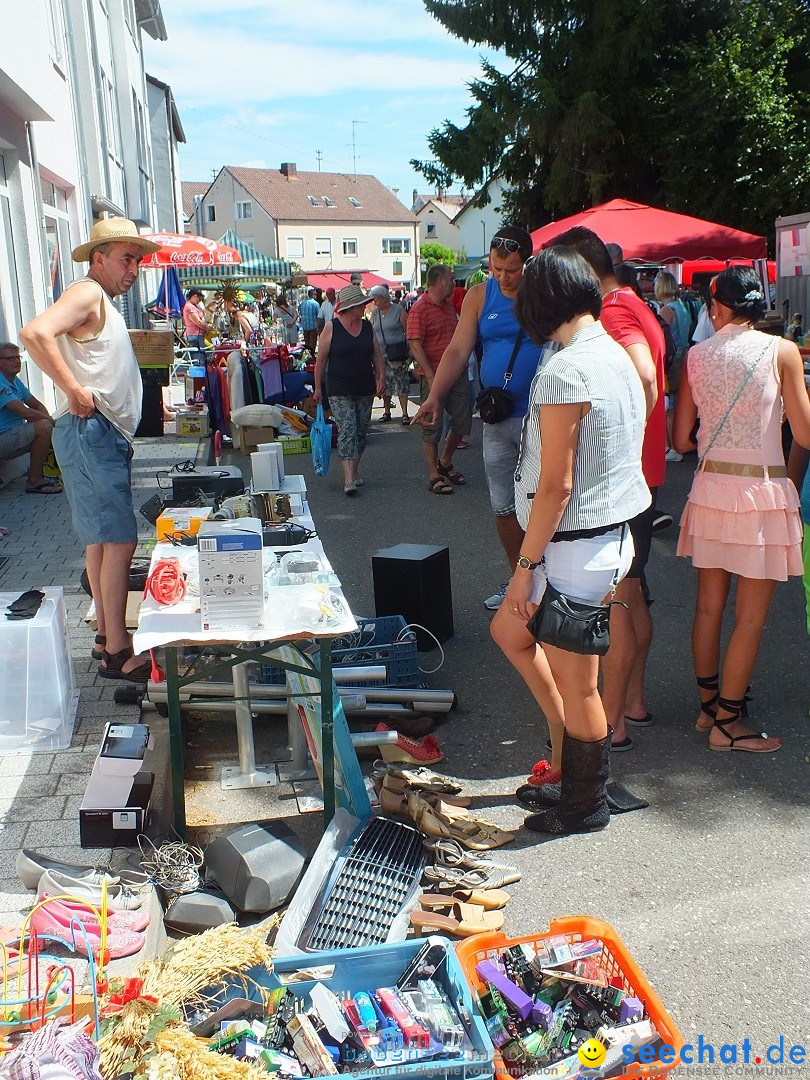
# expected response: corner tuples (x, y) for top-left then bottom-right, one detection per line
(674, 267), (810, 753)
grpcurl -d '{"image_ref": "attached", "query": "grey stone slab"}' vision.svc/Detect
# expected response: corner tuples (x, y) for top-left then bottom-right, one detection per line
(54, 773), (90, 796)
(24, 818), (82, 848)
(0, 796), (67, 822)
(0, 753), (55, 775)
(0, 822), (29, 849)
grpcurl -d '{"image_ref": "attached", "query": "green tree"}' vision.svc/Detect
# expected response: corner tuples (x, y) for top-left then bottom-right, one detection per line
(413, 0), (810, 239)
(420, 241), (460, 277)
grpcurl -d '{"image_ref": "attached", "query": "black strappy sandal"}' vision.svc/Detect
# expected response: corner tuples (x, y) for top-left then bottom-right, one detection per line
(98, 646), (151, 683)
(696, 674), (719, 732)
(710, 696), (781, 754)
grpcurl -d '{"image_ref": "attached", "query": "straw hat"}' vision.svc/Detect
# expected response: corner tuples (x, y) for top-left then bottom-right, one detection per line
(337, 284), (372, 312)
(72, 217), (161, 263)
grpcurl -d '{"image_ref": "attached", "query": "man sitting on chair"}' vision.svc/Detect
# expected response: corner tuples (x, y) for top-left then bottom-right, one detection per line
(0, 342), (62, 494)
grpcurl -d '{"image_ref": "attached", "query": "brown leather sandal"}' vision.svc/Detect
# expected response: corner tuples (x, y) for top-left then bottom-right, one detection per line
(98, 647), (151, 683)
(91, 634), (106, 661)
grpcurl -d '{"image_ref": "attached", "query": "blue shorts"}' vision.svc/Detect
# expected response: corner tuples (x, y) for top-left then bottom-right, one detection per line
(482, 415), (524, 515)
(52, 412), (137, 546)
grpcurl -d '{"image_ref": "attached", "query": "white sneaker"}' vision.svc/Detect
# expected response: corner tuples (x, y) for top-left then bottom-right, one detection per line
(665, 449), (683, 462)
(483, 584), (508, 610)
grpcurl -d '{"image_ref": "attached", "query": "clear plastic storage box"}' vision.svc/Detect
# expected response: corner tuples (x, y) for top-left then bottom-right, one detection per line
(0, 587), (78, 753)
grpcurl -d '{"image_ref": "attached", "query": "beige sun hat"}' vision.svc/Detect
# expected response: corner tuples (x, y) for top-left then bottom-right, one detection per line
(72, 217), (161, 263)
(337, 284), (372, 312)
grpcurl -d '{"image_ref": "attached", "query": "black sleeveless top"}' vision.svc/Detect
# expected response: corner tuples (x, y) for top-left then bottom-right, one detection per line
(326, 317), (375, 397)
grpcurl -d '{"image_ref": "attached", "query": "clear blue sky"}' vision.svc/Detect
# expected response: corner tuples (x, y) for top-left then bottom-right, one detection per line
(143, 0), (505, 209)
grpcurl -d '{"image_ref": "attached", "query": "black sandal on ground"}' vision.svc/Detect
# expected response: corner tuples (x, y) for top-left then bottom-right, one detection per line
(710, 696), (781, 754)
(380, 412), (392, 423)
(91, 634), (106, 661)
(696, 674), (719, 732)
(99, 646), (151, 683)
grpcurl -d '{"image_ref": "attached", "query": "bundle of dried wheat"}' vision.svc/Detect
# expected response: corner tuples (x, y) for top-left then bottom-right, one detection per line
(97, 918), (278, 1079)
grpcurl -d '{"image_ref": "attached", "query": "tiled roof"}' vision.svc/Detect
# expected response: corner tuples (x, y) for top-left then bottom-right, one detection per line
(225, 167), (416, 225)
(181, 181), (209, 219)
(416, 199), (465, 221)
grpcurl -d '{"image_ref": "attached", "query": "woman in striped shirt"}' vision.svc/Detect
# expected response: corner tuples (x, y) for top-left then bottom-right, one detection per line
(491, 247), (650, 836)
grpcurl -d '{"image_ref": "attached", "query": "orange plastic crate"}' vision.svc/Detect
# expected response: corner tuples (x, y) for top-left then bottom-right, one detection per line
(455, 916), (684, 1080)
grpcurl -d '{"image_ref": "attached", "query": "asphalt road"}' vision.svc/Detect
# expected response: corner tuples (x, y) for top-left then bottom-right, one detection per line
(285, 401), (810, 1061)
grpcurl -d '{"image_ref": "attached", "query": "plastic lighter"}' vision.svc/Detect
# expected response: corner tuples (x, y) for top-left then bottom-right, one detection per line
(476, 959), (534, 1020)
(354, 992), (378, 1032)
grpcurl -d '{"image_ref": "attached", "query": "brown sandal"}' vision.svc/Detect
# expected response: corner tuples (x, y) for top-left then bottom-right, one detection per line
(436, 461), (465, 485)
(428, 476), (454, 495)
(91, 634), (106, 661)
(99, 647), (151, 683)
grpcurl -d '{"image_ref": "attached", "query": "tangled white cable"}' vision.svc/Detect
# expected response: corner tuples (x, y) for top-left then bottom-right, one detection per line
(137, 835), (205, 895)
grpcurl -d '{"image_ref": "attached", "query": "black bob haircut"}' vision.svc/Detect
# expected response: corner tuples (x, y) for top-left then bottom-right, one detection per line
(515, 246), (602, 345)
(711, 266), (767, 322)
(548, 226), (614, 281)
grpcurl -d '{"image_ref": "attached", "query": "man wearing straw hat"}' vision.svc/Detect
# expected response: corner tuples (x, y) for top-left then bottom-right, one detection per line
(20, 217), (160, 683)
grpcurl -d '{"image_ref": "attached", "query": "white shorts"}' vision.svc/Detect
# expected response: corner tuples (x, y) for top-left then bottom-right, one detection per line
(528, 527), (635, 606)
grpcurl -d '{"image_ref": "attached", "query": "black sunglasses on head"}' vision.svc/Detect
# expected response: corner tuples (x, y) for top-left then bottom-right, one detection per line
(490, 236), (522, 253)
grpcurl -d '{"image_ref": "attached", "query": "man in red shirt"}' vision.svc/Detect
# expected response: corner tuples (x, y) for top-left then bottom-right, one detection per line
(552, 227), (665, 751)
(407, 263), (470, 494)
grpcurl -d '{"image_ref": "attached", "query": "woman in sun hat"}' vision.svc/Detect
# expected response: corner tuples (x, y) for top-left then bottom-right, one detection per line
(313, 285), (385, 495)
(673, 266), (810, 754)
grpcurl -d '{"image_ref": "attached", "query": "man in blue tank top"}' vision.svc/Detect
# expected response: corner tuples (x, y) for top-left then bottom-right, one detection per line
(413, 226), (548, 609)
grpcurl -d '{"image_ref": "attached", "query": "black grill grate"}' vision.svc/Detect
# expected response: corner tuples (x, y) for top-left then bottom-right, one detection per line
(301, 817), (425, 951)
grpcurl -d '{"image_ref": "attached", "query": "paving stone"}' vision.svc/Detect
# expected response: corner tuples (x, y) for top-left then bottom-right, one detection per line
(0, 796), (67, 822)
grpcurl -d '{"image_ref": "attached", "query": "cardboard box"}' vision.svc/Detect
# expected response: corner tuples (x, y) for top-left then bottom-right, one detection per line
(80, 722), (154, 848)
(198, 518), (264, 631)
(85, 591), (142, 630)
(129, 329), (174, 368)
(235, 425), (276, 454)
(156, 506), (213, 541)
(177, 413), (209, 438)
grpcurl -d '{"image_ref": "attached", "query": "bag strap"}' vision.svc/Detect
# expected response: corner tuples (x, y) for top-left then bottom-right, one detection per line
(501, 330), (524, 389)
(377, 308), (388, 350)
(696, 338), (772, 471)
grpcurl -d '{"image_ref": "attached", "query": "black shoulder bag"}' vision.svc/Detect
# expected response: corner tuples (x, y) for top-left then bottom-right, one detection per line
(526, 526), (629, 656)
(377, 307), (410, 363)
(475, 330), (523, 424)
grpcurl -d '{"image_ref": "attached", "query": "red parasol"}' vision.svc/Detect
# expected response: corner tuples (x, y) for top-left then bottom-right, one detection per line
(139, 232), (242, 268)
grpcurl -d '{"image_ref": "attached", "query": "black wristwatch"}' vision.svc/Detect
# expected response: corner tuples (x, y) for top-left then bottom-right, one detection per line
(516, 555), (540, 571)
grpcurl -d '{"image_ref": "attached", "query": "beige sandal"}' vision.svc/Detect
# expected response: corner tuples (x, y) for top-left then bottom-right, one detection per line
(407, 793), (515, 851)
(382, 772), (471, 804)
(380, 786), (471, 817)
(419, 889), (510, 910)
(410, 902), (504, 937)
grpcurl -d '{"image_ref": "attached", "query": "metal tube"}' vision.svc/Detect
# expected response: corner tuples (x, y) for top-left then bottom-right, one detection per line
(232, 662), (256, 775)
(148, 680), (455, 709)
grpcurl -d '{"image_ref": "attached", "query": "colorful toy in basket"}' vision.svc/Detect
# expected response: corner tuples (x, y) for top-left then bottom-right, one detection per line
(456, 917), (683, 1080)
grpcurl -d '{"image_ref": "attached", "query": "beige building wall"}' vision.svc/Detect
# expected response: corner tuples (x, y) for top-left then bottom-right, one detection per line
(276, 222), (419, 285)
(200, 173), (278, 254)
(416, 202), (462, 254)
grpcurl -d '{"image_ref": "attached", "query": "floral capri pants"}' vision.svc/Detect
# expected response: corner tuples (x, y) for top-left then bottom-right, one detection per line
(328, 395), (374, 460)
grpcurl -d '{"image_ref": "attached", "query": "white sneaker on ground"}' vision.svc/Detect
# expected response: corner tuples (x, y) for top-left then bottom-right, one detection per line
(665, 449), (683, 462)
(483, 584), (508, 610)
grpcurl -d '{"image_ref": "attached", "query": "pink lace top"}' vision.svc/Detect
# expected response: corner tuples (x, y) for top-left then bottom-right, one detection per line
(688, 324), (782, 466)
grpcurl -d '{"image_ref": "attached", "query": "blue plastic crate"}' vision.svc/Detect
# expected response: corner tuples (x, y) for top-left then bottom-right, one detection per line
(256, 616), (420, 688)
(330, 615), (420, 687)
(253, 938), (494, 1080)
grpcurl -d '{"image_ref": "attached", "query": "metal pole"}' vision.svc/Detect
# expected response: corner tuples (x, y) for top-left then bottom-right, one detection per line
(320, 642), (335, 824)
(220, 660), (277, 790)
(165, 648), (186, 838)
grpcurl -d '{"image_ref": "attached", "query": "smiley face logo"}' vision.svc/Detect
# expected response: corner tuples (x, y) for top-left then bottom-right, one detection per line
(578, 1039), (607, 1069)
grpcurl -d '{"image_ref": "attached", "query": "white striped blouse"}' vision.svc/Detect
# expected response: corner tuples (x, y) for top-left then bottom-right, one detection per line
(514, 321), (650, 534)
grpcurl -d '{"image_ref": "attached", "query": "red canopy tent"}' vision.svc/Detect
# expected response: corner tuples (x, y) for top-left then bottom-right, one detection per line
(530, 199), (767, 261)
(305, 271), (399, 292)
(676, 258), (776, 286)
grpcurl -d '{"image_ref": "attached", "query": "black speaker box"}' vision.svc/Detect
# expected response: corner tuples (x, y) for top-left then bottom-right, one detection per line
(171, 466), (244, 503)
(204, 821), (307, 913)
(372, 543), (453, 650)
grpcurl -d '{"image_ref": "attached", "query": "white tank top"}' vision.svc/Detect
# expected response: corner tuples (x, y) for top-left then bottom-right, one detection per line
(54, 277), (142, 441)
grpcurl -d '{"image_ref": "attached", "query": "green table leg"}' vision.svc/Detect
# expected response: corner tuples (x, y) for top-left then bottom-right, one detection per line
(165, 647), (187, 838)
(320, 641), (335, 824)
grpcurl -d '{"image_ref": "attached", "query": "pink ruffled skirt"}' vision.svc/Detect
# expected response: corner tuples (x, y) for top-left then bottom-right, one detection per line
(677, 471), (802, 580)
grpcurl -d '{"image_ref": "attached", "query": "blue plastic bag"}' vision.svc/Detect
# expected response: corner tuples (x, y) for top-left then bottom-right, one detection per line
(310, 403), (332, 477)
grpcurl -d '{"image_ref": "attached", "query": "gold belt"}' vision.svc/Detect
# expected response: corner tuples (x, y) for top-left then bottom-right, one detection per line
(702, 460), (787, 479)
